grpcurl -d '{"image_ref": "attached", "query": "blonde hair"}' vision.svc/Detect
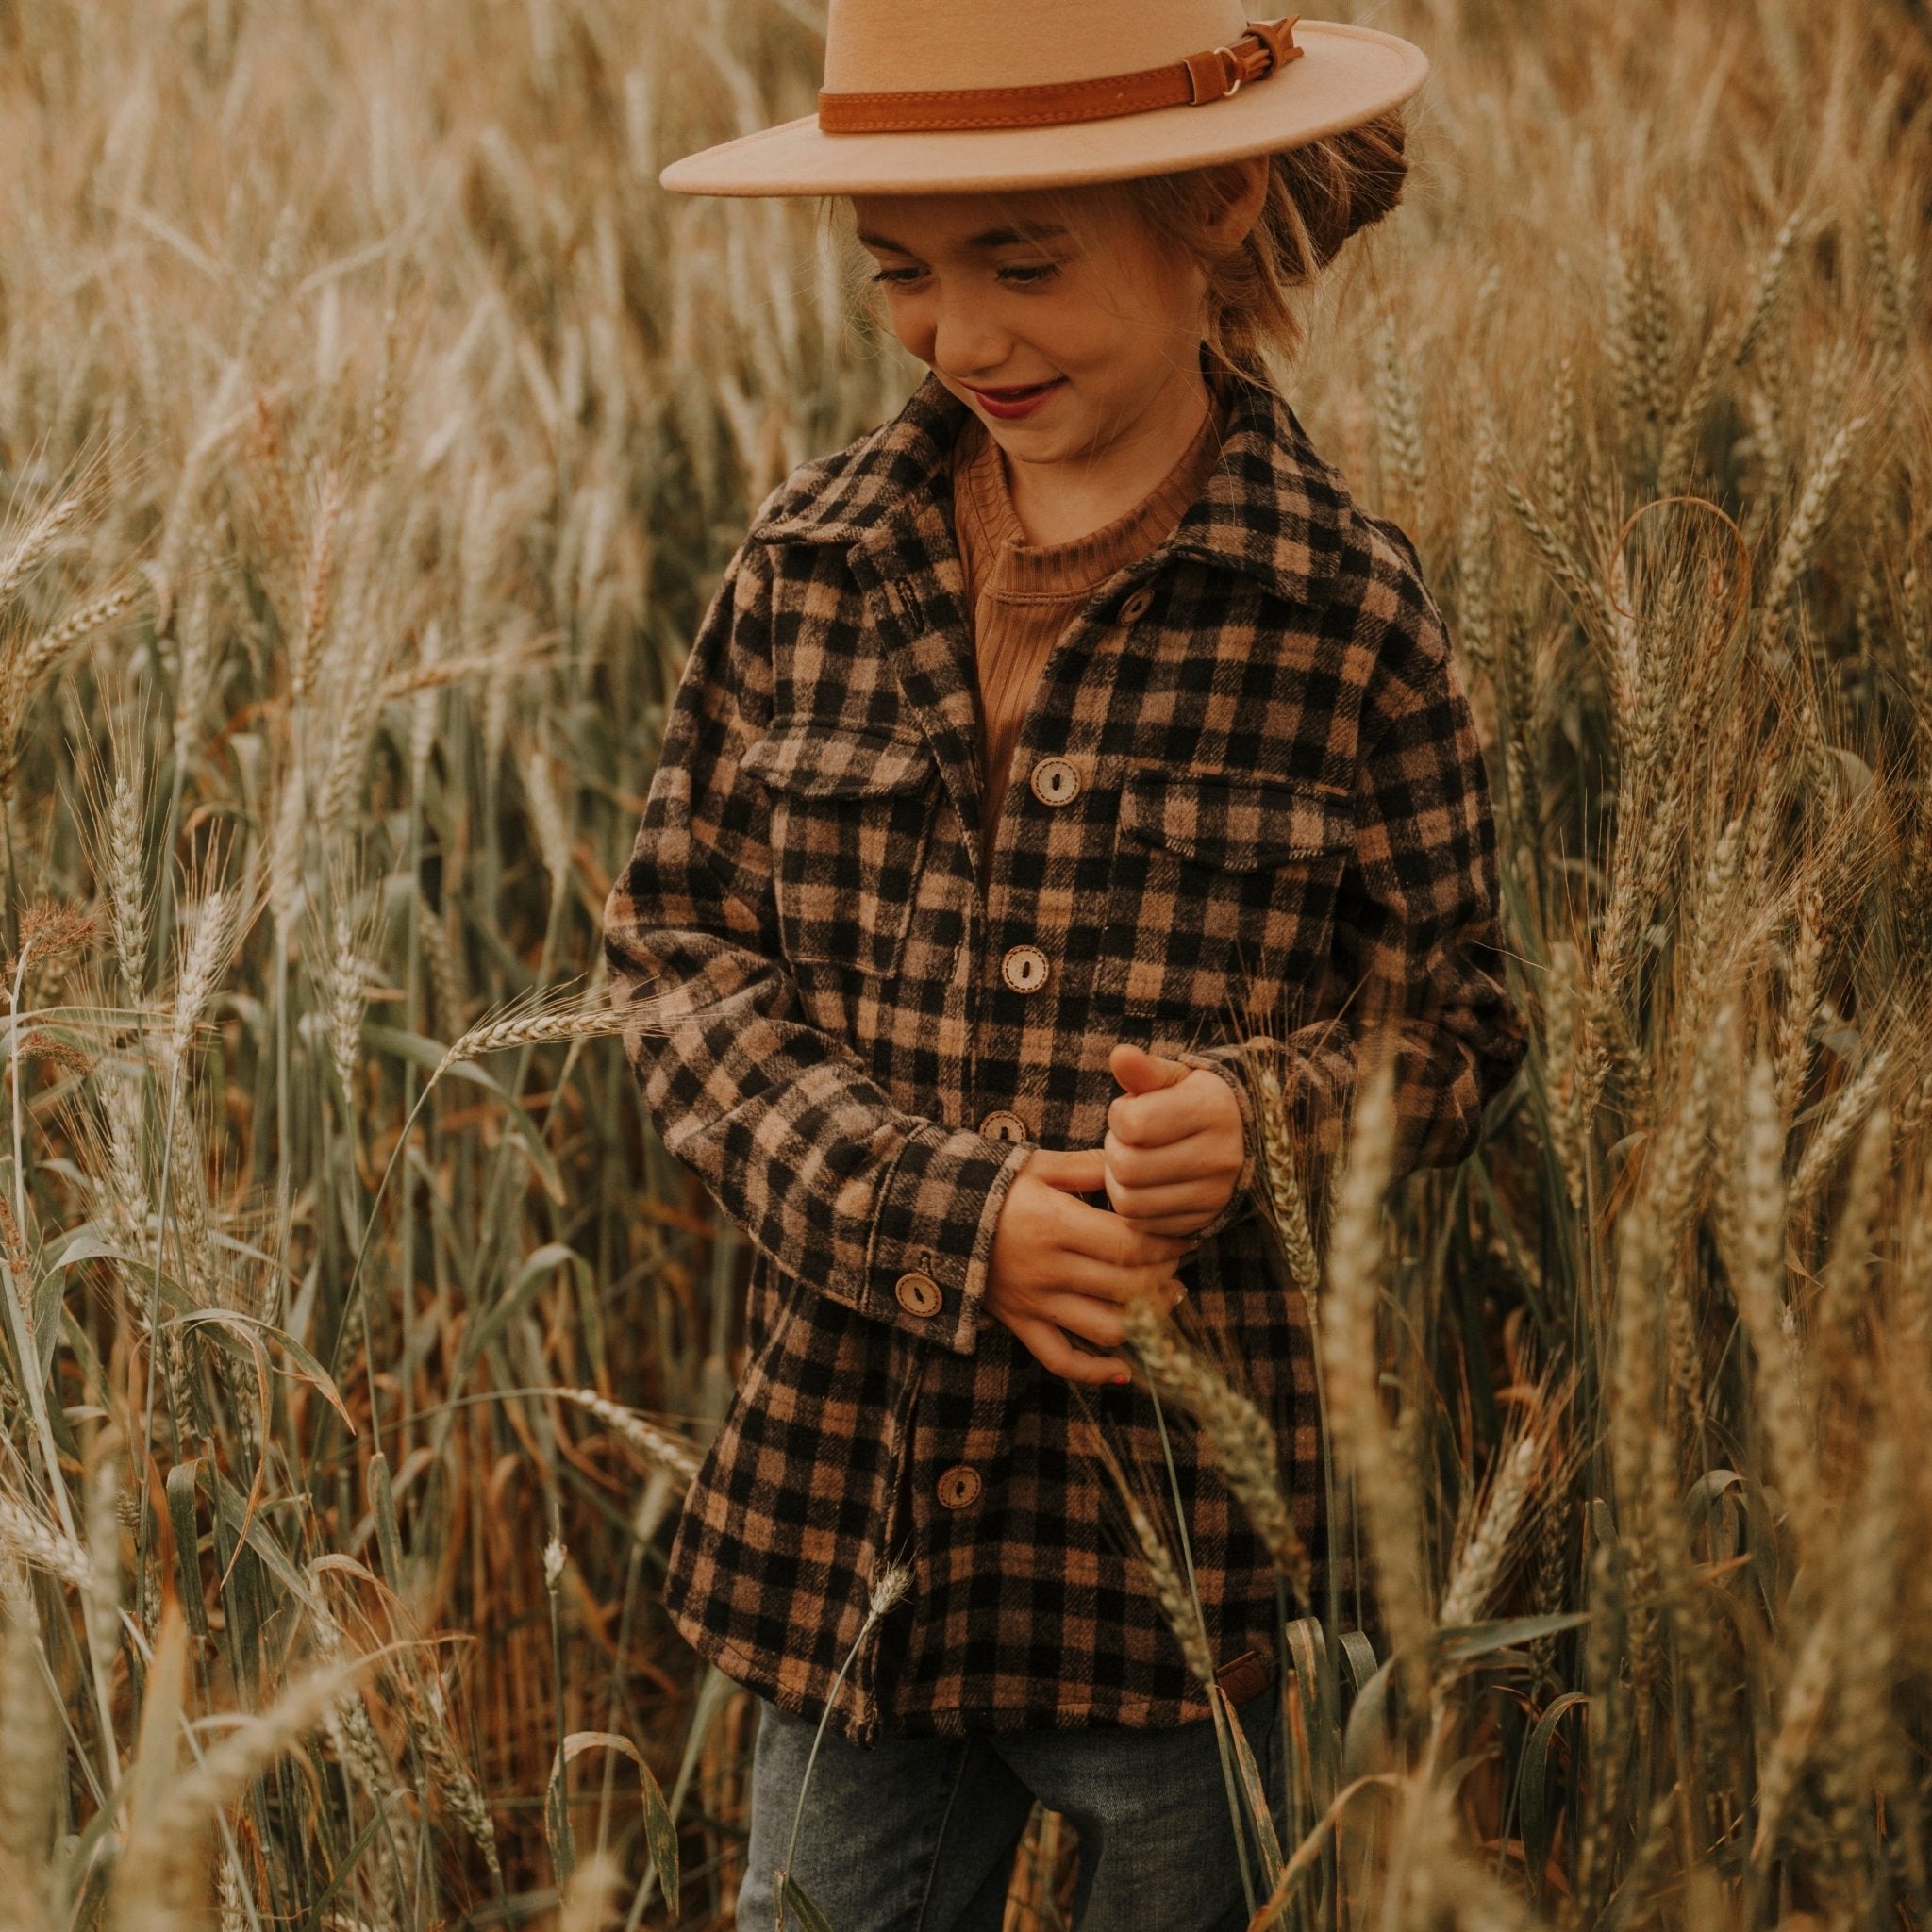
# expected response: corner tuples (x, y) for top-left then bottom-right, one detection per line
(829, 109), (1408, 389)
(1122, 109), (1409, 384)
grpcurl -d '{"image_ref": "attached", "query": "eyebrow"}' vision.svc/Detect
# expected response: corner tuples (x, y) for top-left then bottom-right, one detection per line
(856, 223), (1070, 254)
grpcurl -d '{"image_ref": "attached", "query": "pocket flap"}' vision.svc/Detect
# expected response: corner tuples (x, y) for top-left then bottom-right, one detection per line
(741, 717), (935, 798)
(1120, 769), (1352, 871)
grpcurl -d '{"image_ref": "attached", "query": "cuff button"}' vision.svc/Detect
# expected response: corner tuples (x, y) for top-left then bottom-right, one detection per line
(979, 1108), (1029, 1142)
(894, 1271), (944, 1318)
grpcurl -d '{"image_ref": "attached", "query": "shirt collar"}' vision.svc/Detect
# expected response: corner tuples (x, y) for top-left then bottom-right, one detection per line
(747, 352), (1359, 610)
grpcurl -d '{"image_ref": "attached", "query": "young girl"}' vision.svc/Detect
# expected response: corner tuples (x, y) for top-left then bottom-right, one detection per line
(604, 8), (1525, 1926)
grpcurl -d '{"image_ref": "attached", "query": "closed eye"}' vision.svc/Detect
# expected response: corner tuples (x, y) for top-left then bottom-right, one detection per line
(868, 262), (1062, 288)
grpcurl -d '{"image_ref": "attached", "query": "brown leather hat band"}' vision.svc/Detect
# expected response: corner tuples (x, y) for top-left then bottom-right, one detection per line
(818, 16), (1304, 135)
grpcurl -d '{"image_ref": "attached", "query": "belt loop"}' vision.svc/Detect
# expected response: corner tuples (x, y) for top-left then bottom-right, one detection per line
(1182, 49), (1227, 104)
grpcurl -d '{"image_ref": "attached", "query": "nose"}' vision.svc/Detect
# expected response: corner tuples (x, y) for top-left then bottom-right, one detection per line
(929, 285), (1013, 386)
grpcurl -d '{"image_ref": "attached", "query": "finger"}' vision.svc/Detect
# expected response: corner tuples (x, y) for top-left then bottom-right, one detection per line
(1036, 1190), (1193, 1263)
(1050, 1253), (1189, 1307)
(1026, 1147), (1108, 1193)
(1106, 1175), (1227, 1222)
(1090, 1216), (1198, 1270)
(1108, 1077), (1223, 1149)
(1034, 1281), (1185, 1346)
(1103, 1124), (1228, 1188)
(1051, 1274), (1182, 1321)
(1117, 1209), (1215, 1238)
(1030, 1292), (1129, 1350)
(1044, 1282), (1184, 1343)
(1011, 1316), (1131, 1388)
(1108, 1041), (1192, 1096)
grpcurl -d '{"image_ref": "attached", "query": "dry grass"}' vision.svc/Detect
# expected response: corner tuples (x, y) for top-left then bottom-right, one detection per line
(0, 0), (1924, 1927)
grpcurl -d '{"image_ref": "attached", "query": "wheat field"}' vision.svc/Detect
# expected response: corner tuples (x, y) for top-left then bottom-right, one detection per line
(0, 0), (1925, 1927)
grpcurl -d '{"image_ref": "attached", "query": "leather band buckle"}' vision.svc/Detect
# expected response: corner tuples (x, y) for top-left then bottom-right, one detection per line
(1188, 17), (1304, 105)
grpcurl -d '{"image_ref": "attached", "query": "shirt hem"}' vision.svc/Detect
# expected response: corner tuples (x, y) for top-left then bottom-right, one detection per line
(666, 1595), (1248, 1741)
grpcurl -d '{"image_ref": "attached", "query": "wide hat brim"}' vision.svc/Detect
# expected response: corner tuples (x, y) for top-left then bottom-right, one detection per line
(659, 21), (1426, 197)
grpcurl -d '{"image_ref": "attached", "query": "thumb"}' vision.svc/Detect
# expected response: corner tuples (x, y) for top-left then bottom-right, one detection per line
(1024, 1146), (1108, 1193)
(1109, 1041), (1191, 1095)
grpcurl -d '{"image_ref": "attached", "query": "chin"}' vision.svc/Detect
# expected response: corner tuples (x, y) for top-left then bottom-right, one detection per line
(987, 424), (1081, 462)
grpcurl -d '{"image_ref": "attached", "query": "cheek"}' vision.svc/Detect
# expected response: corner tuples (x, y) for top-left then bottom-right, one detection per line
(881, 292), (937, 360)
(1024, 292), (1130, 381)
(1041, 280), (1191, 389)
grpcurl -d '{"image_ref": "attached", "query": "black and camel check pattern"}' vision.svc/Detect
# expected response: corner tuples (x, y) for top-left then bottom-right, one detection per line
(602, 364), (1525, 1743)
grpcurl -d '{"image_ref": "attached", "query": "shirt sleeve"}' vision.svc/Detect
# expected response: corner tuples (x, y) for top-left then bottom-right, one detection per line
(1339, 574), (1526, 1174)
(601, 537), (1033, 1355)
(1177, 575), (1526, 1221)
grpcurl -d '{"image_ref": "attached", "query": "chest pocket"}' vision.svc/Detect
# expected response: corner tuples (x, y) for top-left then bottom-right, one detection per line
(741, 716), (939, 977)
(1093, 767), (1355, 1029)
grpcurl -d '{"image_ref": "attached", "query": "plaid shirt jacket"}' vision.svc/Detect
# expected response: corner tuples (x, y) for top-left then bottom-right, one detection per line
(603, 366), (1525, 1744)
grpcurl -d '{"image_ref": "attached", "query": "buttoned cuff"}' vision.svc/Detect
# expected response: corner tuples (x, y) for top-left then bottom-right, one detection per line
(864, 1123), (1034, 1354)
(1176, 1042), (1263, 1241)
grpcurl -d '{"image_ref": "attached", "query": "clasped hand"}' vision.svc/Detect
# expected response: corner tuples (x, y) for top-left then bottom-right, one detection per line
(984, 1043), (1245, 1386)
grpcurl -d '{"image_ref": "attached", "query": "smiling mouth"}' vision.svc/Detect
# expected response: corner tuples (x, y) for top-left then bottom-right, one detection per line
(967, 378), (1063, 401)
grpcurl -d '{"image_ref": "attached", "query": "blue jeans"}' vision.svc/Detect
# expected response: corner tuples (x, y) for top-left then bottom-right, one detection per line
(735, 1687), (1284, 1932)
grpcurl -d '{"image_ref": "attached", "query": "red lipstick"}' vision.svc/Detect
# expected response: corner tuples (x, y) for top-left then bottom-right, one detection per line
(965, 376), (1066, 421)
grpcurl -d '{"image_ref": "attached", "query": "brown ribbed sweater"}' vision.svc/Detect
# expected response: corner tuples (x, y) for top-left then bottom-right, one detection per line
(951, 396), (1227, 832)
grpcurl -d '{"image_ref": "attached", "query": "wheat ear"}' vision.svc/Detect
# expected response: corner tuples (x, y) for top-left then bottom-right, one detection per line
(1255, 1062), (1321, 1307)
(556, 1389), (703, 1486)
(1120, 1299), (1311, 1607)
(1321, 1058), (1430, 1704)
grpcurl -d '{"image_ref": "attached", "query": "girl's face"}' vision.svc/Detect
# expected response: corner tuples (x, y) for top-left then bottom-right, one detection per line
(849, 185), (1215, 464)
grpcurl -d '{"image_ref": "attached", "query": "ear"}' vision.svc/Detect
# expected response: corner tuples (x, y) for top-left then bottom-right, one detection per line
(1203, 154), (1272, 250)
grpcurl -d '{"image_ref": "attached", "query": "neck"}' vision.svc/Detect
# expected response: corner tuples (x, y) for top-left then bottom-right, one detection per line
(997, 358), (1215, 548)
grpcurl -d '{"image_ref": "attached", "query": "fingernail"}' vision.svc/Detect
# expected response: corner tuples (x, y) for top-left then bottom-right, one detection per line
(1113, 1371), (1131, 1387)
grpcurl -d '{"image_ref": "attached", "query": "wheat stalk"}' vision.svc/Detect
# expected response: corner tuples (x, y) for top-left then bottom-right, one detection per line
(116, 1657), (364, 1932)
(434, 999), (635, 1080)
(167, 884), (242, 1071)
(1254, 1062), (1321, 1307)
(25, 580), (145, 681)
(525, 747), (574, 897)
(1759, 412), (1872, 641)
(1729, 1055), (1821, 1562)
(0, 483), (89, 608)
(1752, 1611), (1834, 1862)
(0, 1563), (58, 1913)
(556, 1388), (703, 1486)
(1439, 1429), (1541, 1629)
(1773, 891), (1823, 1129)
(1789, 1046), (1892, 1223)
(1079, 1419), (1215, 1690)
(291, 471), (344, 707)
(1120, 1298), (1311, 1607)
(1320, 1058), (1430, 1704)
(0, 1498), (90, 1590)
(388, 1667), (502, 1882)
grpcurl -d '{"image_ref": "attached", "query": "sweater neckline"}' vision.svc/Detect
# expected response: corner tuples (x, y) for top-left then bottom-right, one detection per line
(953, 391), (1227, 601)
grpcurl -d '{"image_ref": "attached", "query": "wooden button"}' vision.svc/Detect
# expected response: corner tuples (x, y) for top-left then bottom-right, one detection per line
(937, 1465), (982, 1510)
(1001, 945), (1049, 993)
(1119, 586), (1156, 624)
(1030, 757), (1080, 807)
(894, 1272), (943, 1318)
(979, 1108), (1028, 1142)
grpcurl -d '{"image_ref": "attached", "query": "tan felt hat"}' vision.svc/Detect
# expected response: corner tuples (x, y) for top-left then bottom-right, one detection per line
(659, 5), (1428, 197)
